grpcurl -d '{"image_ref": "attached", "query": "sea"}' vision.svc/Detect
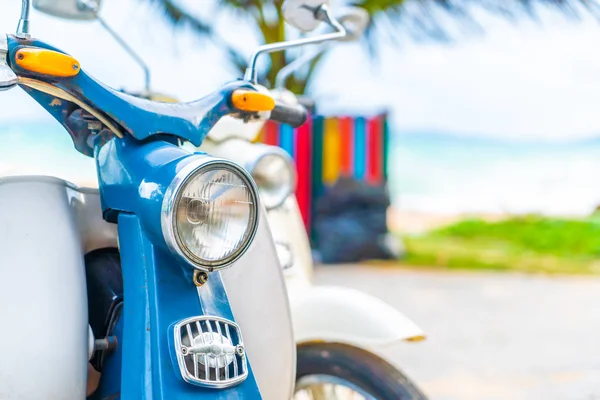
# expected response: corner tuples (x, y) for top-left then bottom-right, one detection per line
(0, 122), (98, 186)
(390, 132), (600, 216)
(2, 122), (600, 217)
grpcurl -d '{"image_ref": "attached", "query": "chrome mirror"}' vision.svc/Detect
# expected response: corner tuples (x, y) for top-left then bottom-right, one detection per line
(274, 7), (368, 89)
(337, 7), (369, 42)
(32, 0), (101, 21)
(245, 2), (345, 84)
(282, 0), (328, 32)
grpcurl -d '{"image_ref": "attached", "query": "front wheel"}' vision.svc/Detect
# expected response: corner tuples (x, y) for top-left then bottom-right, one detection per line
(294, 343), (428, 400)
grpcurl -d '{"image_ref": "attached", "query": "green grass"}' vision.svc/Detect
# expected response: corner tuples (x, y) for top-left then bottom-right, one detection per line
(397, 215), (600, 274)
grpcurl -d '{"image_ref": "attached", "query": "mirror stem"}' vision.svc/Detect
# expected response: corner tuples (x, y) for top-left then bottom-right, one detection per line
(16, 0), (31, 38)
(98, 17), (151, 93)
(244, 4), (345, 85)
(275, 45), (324, 90)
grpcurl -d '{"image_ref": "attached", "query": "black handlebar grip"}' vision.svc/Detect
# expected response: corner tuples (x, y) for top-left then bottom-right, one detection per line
(269, 103), (308, 128)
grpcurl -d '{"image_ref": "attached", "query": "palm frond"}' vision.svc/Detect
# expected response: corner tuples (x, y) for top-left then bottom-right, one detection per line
(145, 0), (248, 75)
(147, 0), (600, 93)
(356, 0), (600, 59)
(146, 0), (212, 34)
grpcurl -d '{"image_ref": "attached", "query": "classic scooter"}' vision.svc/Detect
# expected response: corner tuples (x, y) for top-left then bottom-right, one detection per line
(0, 0), (320, 398)
(200, 5), (429, 399)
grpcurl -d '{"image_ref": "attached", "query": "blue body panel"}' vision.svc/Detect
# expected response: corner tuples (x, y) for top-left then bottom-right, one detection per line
(92, 137), (263, 399)
(94, 135), (193, 226)
(7, 36), (254, 148)
(116, 214), (262, 399)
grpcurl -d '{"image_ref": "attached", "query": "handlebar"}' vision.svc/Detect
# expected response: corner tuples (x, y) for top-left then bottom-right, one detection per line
(230, 89), (307, 127)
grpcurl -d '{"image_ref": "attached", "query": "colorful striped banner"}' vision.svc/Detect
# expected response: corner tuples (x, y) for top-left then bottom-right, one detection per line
(295, 115), (312, 231)
(353, 116), (366, 180)
(257, 113), (389, 232)
(265, 121), (279, 146)
(279, 123), (294, 157)
(322, 117), (340, 185)
(366, 116), (383, 185)
(311, 115), (324, 200)
(383, 113), (390, 180)
(339, 116), (354, 177)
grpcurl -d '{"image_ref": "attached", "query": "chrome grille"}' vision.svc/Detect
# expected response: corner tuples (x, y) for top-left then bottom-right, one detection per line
(172, 316), (248, 388)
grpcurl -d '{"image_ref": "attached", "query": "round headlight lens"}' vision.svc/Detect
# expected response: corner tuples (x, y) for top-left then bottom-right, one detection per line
(166, 160), (259, 271)
(252, 152), (296, 210)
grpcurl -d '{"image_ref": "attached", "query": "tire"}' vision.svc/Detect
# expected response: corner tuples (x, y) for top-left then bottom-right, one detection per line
(295, 343), (428, 400)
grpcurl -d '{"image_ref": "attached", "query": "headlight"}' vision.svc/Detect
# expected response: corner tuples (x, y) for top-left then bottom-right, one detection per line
(162, 157), (259, 271)
(249, 147), (296, 210)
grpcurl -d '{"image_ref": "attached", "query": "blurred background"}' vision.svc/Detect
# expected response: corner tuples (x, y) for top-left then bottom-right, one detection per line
(3, 0), (600, 399)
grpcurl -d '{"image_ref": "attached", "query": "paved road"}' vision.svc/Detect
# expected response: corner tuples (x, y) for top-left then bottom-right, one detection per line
(314, 265), (600, 400)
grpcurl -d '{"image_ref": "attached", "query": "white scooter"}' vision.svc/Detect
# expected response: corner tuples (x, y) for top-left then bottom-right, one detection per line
(199, 3), (428, 398)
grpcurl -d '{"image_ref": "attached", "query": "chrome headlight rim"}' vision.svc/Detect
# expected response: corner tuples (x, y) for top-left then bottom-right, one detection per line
(161, 156), (260, 272)
(247, 146), (297, 211)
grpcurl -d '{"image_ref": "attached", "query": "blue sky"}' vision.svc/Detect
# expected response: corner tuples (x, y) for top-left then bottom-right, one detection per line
(1, 1), (600, 141)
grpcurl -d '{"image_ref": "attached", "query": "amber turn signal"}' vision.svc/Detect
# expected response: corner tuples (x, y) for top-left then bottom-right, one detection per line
(231, 90), (275, 112)
(15, 48), (80, 78)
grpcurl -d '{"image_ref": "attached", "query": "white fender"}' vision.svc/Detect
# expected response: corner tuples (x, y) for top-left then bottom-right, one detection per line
(290, 285), (425, 348)
(221, 207), (296, 400)
(0, 177), (91, 400)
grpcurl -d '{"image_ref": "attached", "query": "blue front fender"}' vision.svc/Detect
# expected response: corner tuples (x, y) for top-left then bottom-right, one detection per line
(116, 214), (262, 399)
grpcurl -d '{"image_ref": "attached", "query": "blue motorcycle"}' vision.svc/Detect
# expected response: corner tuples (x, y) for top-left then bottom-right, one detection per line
(0, 0), (323, 398)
